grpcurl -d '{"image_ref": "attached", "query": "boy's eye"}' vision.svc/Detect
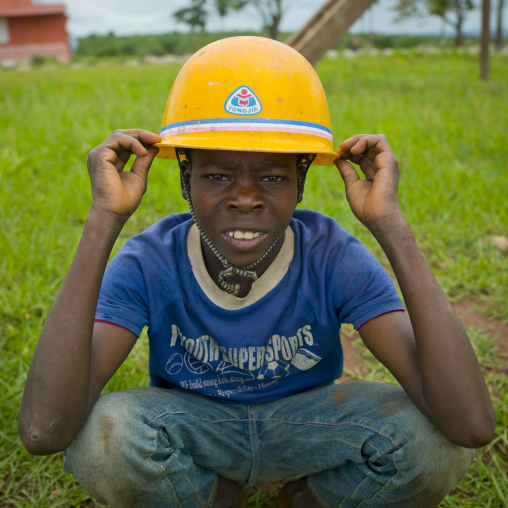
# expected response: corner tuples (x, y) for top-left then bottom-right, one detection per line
(206, 174), (229, 181)
(260, 175), (285, 182)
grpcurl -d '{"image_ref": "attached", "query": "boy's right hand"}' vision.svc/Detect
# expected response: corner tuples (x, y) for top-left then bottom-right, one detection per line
(87, 129), (161, 224)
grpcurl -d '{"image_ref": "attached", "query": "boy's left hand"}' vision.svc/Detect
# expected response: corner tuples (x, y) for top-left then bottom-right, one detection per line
(335, 134), (403, 231)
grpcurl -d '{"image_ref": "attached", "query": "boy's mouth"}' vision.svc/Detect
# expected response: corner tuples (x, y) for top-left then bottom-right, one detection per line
(226, 230), (261, 240)
(220, 228), (268, 254)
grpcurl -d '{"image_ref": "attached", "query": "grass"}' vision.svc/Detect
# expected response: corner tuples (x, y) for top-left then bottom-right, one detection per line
(1, 52), (507, 506)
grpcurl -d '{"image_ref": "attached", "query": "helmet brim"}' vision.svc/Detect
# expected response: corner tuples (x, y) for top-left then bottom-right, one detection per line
(155, 131), (338, 167)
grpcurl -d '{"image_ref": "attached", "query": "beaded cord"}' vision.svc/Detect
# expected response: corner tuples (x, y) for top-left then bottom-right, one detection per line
(176, 149), (315, 296)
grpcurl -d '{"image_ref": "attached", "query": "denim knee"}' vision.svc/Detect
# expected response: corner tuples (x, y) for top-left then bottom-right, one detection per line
(361, 387), (474, 506)
(63, 388), (218, 508)
(307, 383), (475, 507)
(63, 390), (159, 504)
(388, 404), (474, 507)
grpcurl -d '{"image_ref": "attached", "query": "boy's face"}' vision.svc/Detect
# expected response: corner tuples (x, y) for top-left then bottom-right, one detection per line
(182, 149), (304, 268)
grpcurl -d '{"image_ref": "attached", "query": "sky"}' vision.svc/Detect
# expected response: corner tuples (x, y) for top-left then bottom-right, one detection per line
(35, 0), (506, 40)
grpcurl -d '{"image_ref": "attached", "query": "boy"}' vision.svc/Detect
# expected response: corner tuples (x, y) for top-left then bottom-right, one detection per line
(19, 37), (495, 507)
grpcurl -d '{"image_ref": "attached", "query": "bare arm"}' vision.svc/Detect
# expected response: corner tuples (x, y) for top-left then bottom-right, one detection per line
(335, 135), (496, 448)
(18, 129), (160, 455)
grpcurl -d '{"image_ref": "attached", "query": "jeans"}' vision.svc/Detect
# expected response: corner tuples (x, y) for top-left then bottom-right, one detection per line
(63, 381), (474, 507)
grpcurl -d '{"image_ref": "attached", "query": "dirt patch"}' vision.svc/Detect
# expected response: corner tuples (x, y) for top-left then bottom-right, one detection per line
(340, 326), (366, 381)
(453, 299), (508, 355)
(339, 299), (508, 380)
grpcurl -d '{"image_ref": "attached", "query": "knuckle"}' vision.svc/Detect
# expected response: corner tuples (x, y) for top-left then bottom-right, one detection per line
(111, 129), (127, 142)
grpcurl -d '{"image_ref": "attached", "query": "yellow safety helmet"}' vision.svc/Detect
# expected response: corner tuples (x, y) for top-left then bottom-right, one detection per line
(155, 36), (337, 166)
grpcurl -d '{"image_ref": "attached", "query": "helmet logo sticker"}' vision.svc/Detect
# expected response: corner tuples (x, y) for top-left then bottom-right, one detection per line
(224, 86), (262, 116)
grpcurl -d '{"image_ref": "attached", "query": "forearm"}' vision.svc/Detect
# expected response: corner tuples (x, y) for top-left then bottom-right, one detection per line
(19, 210), (124, 454)
(370, 215), (496, 446)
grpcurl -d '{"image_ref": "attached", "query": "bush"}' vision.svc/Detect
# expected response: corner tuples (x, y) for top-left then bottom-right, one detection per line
(76, 31), (269, 58)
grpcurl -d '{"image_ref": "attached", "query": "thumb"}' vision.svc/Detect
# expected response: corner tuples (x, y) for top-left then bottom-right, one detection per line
(334, 158), (360, 190)
(130, 146), (159, 181)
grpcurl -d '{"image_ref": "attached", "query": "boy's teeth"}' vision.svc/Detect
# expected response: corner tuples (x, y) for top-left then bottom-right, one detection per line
(228, 231), (260, 239)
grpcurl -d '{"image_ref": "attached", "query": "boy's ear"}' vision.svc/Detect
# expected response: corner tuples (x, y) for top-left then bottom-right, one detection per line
(179, 160), (192, 200)
(296, 167), (307, 204)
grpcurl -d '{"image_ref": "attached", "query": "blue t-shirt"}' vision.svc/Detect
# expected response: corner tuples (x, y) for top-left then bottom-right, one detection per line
(96, 209), (404, 403)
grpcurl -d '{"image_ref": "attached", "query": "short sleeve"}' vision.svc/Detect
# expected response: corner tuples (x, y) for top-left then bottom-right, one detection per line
(332, 236), (404, 330)
(95, 242), (149, 337)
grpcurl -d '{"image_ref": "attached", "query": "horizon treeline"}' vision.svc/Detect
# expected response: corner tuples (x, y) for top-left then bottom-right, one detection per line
(75, 31), (482, 58)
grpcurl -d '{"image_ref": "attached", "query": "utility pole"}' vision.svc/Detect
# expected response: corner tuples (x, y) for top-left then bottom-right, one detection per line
(286, 0), (377, 66)
(480, 0), (491, 81)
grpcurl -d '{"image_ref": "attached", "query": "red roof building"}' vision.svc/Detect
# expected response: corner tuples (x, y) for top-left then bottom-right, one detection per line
(0, 0), (71, 63)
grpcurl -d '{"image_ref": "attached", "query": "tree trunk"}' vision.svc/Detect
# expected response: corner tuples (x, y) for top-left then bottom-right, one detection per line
(455, 26), (464, 46)
(256, 0), (282, 40)
(481, 0), (491, 81)
(496, 0), (504, 50)
(268, 13), (281, 40)
(455, 10), (464, 47)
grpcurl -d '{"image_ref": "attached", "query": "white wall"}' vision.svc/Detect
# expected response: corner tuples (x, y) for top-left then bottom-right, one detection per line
(0, 19), (10, 44)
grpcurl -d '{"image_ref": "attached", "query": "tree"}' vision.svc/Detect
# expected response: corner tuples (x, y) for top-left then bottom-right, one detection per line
(173, 0), (287, 40)
(480, 0), (490, 80)
(248, 0), (285, 40)
(392, 0), (475, 47)
(495, 0), (504, 50)
(174, 0), (208, 32)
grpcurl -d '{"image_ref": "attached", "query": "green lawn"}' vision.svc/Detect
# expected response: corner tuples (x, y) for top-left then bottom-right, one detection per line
(1, 52), (507, 506)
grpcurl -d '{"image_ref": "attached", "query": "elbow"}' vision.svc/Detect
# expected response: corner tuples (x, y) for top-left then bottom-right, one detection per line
(443, 417), (497, 449)
(22, 441), (69, 457)
(467, 424), (497, 449)
(449, 431), (496, 450)
(18, 399), (88, 455)
(19, 429), (73, 456)
(18, 420), (74, 456)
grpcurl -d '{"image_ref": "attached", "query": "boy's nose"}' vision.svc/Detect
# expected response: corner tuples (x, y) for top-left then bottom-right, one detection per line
(226, 180), (265, 212)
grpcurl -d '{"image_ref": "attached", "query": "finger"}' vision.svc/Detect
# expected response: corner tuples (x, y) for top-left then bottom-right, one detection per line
(113, 129), (162, 148)
(115, 149), (132, 167)
(349, 154), (368, 165)
(350, 134), (393, 158)
(338, 134), (369, 155)
(103, 132), (149, 160)
(362, 165), (376, 182)
(349, 151), (375, 168)
(358, 157), (376, 181)
(337, 134), (384, 164)
(103, 130), (162, 160)
(334, 158), (361, 190)
(111, 150), (138, 174)
(130, 146), (159, 182)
